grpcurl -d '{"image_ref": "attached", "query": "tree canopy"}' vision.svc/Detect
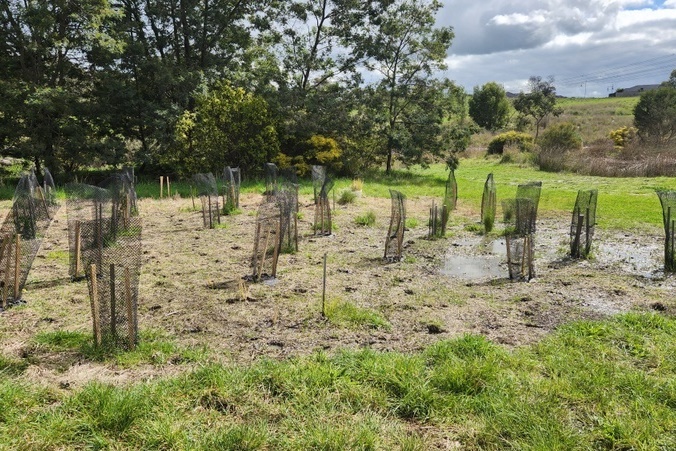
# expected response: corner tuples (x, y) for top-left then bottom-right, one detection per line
(513, 76), (563, 140)
(469, 82), (510, 132)
(0, 0), (463, 179)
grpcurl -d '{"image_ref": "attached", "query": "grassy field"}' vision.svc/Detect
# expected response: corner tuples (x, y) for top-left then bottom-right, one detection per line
(0, 159), (675, 449)
(1, 314), (674, 449)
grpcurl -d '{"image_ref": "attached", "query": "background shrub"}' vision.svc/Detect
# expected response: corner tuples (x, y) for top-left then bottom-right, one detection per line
(487, 131), (534, 155)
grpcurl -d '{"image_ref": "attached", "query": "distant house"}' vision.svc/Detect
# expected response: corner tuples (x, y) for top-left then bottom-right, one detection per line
(609, 84), (660, 97)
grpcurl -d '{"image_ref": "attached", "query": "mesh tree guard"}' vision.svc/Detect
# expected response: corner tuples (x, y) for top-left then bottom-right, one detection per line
(41, 167), (59, 217)
(65, 183), (114, 280)
(445, 170), (458, 211)
(222, 166), (241, 214)
(314, 178), (334, 235)
(250, 197), (281, 281)
(570, 189), (598, 259)
(657, 190), (676, 272)
(85, 216), (142, 350)
(312, 165), (326, 204)
(385, 190), (406, 261)
(515, 181), (542, 229)
(428, 200), (448, 239)
(505, 198), (537, 281)
(481, 173), (497, 232)
(192, 173), (220, 229)
(0, 173), (60, 308)
(277, 180), (299, 253)
(99, 172), (138, 227)
(265, 163), (278, 197)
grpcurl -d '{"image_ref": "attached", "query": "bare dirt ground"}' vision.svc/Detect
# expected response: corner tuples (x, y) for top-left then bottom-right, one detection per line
(1, 192), (674, 390)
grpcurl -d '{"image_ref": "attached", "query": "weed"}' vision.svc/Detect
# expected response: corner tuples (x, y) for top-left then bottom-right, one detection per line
(355, 210), (376, 227)
(337, 189), (357, 205)
(405, 218), (418, 228)
(325, 299), (390, 330)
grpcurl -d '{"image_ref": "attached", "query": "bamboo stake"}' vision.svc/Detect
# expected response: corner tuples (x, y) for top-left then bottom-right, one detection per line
(271, 221), (281, 277)
(0, 235), (8, 309)
(159, 176), (164, 198)
(74, 221), (81, 278)
(110, 264), (117, 338)
(505, 235), (513, 280)
(520, 236), (528, 280)
(322, 252), (327, 317)
(125, 267), (135, 349)
(167, 176), (171, 198)
(585, 207), (591, 257)
(90, 264), (101, 346)
(14, 235), (20, 301)
(208, 196), (213, 229)
(258, 228), (272, 281)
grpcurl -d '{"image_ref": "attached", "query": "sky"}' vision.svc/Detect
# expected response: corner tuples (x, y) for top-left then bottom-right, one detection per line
(437, 0), (676, 97)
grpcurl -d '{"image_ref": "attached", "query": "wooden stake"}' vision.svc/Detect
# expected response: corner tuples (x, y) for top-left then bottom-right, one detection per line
(90, 264), (101, 346)
(271, 221), (281, 277)
(167, 177), (171, 198)
(252, 222), (261, 280)
(322, 252), (327, 317)
(36, 186), (50, 220)
(3, 235), (11, 307)
(110, 263), (117, 337)
(505, 234), (513, 280)
(573, 214), (583, 258)
(201, 197), (207, 228)
(259, 228), (271, 281)
(124, 266), (135, 349)
(159, 176), (164, 199)
(191, 187), (196, 210)
(74, 221), (81, 278)
(14, 235), (20, 301)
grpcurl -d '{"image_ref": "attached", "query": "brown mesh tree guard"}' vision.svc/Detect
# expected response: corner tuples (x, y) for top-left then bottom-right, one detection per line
(222, 166), (241, 214)
(192, 173), (220, 229)
(481, 173), (497, 232)
(314, 177), (334, 236)
(0, 172), (59, 309)
(277, 172), (299, 253)
(312, 165), (326, 204)
(385, 190), (406, 261)
(85, 215), (142, 350)
(65, 183), (114, 280)
(657, 190), (676, 272)
(250, 197), (281, 281)
(99, 172), (138, 228)
(570, 189), (598, 259)
(265, 162), (278, 197)
(505, 195), (539, 281)
(428, 200), (448, 239)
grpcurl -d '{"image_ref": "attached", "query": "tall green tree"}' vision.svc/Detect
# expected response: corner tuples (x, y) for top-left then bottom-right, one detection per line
(0, 0), (123, 177)
(513, 76), (562, 139)
(469, 82), (510, 132)
(358, 0), (454, 172)
(633, 86), (676, 145)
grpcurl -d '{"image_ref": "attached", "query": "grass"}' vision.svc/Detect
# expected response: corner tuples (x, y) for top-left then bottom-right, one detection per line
(324, 299), (390, 330)
(355, 210), (377, 226)
(0, 313), (674, 448)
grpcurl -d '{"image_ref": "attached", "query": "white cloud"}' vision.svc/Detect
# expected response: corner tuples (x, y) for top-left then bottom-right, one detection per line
(439, 0), (676, 96)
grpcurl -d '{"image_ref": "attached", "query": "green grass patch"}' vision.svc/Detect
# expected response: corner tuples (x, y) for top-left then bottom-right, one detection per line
(325, 299), (390, 330)
(355, 210), (376, 227)
(0, 313), (675, 448)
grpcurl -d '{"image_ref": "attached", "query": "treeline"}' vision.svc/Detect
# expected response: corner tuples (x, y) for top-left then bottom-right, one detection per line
(0, 0), (472, 181)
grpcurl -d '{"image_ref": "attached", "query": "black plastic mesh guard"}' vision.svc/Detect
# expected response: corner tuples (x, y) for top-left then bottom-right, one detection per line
(0, 172), (60, 308)
(515, 181), (542, 231)
(278, 182), (299, 253)
(85, 216), (142, 349)
(428, 200), (448, 239)
(222, 166), (241, 213)
(314, 178), (334, 236)
(192, 173), (220, 228)
(657, 190), (676, 272)
(481, 173), (497, 232)
(570, 189), (598, 259)
(312, 165), (326, 204)
(505, 234), (535, 281)
(445, 170), (458, 211)
(250, 197), (281, 281)
(265, 163), (278, 197)
(385, 190), (406, 261)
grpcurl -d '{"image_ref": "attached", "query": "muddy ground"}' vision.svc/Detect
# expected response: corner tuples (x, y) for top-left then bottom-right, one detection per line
(1, 191), (674, 389)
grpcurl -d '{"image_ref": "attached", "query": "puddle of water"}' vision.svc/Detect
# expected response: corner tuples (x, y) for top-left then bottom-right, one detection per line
(440, 255), (506, 279)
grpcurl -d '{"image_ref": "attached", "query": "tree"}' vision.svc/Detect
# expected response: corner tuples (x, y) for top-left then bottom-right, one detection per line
(170, 82), (279, 176)
(0, 0), (124, 177)
(513, 76), (563, 139)
(661, 69), (676, 89)
(358, 0), (454, 173)
(633, 86), (676, 145)
(469, 82), (510, 132)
